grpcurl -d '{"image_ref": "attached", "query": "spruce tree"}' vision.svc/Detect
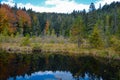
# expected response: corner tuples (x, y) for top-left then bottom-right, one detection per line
(89, 23), (103, 49)
(71, 16), (84, 47)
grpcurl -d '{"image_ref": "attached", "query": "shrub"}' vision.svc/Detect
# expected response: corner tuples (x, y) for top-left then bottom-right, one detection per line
(110, 36), (120, 51)
(20, 34), (30, 46)
(0, 34), (10, 43)
(32, 43), (42, 52)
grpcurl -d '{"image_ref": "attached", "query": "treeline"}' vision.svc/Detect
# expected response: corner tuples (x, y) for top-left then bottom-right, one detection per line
(0, 3), (73, 36)
(0, 2), (120, 37)
(0, 2), (120, 46)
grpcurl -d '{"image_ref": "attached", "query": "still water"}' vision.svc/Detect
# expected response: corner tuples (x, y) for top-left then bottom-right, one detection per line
(0, 52), (120, 80)
(8, 71), (103, 80)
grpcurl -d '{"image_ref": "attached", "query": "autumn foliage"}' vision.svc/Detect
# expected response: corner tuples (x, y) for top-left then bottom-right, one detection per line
(17, 9), (31, 27)
(44, 20), (50, 35)
(0, 4), (31, 35)
(0, 4), (17, 34)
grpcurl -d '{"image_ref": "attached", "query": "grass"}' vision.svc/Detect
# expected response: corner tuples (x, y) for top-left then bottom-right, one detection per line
(0, 35), (120, 59)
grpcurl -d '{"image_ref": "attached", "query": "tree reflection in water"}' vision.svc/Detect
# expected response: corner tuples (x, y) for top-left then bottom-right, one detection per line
(0, 52), (120, 80)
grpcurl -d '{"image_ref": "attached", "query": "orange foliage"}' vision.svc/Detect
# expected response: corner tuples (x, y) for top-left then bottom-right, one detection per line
(44, 20), (50, 35)
(17, 9), (31, 27)
(0, 4), (31, 35)
(0, 4), (17, 34)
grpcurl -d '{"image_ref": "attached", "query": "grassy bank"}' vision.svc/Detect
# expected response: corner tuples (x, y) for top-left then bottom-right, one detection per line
(0, 43), (120, 59)
(0, 35), (120, 59)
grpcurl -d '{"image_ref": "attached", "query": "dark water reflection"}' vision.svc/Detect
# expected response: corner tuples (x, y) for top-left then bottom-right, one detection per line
(0, 52), (120, 80)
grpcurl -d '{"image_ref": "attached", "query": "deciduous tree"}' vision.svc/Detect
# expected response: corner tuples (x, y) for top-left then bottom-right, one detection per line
(17, 9), (31, 36)
(0, 4), (17, 35)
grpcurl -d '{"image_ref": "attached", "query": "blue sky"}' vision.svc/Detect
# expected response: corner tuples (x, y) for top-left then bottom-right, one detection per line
(1, 0), (120, 13)
(11, 0), (98, 6)
(1, 0), (98, 5)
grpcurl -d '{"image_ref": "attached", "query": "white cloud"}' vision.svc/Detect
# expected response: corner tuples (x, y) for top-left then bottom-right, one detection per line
(1, 0), (15, 7)
(43, 0), (89, 13)
(18, 0), (89, 13)
(1, 0), (120, 13)
(8, 0), (13, 2)
(1, 0), (89, 13)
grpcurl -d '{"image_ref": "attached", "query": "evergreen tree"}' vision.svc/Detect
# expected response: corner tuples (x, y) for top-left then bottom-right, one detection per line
(87, 11), (97, 35)
(89, 23), (103, 49)
(44, 20), (50, 35)
(71, 16), (84, 47)
(104, 15), (111, 47)
(89, 3), (96, 12)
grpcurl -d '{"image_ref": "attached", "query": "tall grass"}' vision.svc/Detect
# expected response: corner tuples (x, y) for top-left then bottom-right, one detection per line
(0, 34), (119, 58)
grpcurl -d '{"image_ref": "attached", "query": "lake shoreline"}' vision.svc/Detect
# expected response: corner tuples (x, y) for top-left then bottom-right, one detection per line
(0, 43), (120, 60)
(1, 50), (120, 80)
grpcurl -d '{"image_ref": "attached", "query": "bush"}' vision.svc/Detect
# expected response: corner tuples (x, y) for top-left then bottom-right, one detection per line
(0, 34), (11, 43)
(110, 36), (120, 51)
(32, 43), (42, 52)
(20, 35), (30, 46)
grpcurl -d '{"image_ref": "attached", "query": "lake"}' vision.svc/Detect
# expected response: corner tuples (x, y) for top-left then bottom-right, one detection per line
(0, 52), (120, 80)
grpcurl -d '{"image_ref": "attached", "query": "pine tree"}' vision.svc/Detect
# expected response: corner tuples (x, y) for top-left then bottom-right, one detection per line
(89, 23), (103, 49)
(71, 16), (84, 47)
(89, 3), (96, 12)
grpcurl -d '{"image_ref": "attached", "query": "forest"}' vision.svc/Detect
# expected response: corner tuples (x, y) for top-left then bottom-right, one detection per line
(1, 1), (120, 80)
(0, 1), (120, 57)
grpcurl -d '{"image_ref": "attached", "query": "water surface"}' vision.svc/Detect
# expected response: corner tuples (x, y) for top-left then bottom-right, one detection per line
(0, 52), (120, 80)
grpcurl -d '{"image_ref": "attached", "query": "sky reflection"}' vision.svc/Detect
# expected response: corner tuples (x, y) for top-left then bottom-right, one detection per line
(8, 71), (103, 80)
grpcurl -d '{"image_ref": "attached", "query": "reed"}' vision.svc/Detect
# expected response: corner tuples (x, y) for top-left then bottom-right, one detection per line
(0, 36), (119, 59)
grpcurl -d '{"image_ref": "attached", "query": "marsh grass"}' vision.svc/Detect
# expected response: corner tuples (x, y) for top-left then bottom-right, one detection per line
(0, 35), (119, 59)
(20, 37), (31, 46)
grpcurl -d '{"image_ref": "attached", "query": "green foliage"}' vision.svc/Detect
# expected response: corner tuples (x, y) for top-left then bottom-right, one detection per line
(71, 16), (84, 37)
(0, 34), (11, 43)
(32, 43), (42, 51)
(15, 32), (20, 37)
(89, 25), (103, 49)
(50, 40), (55, 43)
(0, 2), (120, 51)
(51, 29), (56, 37)
(20, 34), (30, 46)
(110, 36), (120, 51)
(71, 16), (84, 47)
(89, 3), (96, 12)
(2, 28), (8, 36)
